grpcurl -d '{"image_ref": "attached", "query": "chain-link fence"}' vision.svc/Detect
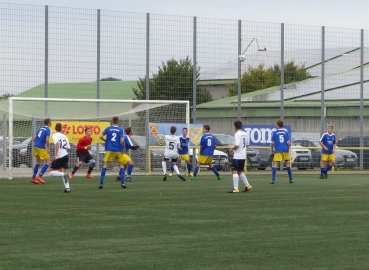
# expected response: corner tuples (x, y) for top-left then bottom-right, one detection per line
(1, 3), (369, 176)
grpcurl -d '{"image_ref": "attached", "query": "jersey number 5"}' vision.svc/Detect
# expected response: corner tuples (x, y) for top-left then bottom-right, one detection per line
(279, 135), (284, 143)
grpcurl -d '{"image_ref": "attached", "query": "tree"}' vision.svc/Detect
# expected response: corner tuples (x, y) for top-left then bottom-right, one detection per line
(0, 93), (14, 100)
(133, 56), (213, 106)
(100, 77), (121, 81)
(227, 61), (313, 96)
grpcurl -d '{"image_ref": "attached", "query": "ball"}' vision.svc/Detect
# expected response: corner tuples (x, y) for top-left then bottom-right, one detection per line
(238, 54), (245, 62)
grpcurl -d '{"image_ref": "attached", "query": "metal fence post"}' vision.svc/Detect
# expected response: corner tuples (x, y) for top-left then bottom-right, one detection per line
(280, 23), (284, 120)
(320, 26), (325, 136)
(2, 114), (6, 171)
(237, 20), (241, 120)
(359, 29), (364, 170)
(192, 16), (197, 169)
(44, 5), (49, 116)
(96, 9), (101, 170)
(145, 13), (150, 171)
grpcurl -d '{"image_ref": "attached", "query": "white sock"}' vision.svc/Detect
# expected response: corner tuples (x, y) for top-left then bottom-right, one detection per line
(233, 174), (239, 190)
(162, 161), (167, 175)
(240, 173), (250, 187)
(63, 175), (70, 189)
(173, 165), (180, 175)
(49, 171), (64, 177)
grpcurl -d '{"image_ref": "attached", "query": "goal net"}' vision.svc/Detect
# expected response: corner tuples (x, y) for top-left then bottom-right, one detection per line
(3, 97), (189, 179)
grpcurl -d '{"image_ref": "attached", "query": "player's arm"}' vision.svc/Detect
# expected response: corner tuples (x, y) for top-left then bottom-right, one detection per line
(120, 137), (126, 153)
(231, 135), (239, 152)
(99, 133), (106, 142)
(319, 136), (328, 151)
(54, 141), (59, 160)
(46, 136), (50, 153)
(270, 141), (275, 154)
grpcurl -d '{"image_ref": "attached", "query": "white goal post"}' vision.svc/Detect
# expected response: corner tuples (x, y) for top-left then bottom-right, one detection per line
(6, 97), (189, 179)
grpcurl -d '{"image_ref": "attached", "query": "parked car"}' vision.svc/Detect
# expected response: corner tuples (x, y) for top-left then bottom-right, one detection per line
(255, 141), (312, 170)
(0, 138), (24, 167)
(293, 139), (358, 168)
(337, 136), (369, 168)
(211, 133), (261, 169)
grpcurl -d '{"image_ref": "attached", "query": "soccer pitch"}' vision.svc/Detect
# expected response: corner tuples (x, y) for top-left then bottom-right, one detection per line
(1, 174), (369, 270)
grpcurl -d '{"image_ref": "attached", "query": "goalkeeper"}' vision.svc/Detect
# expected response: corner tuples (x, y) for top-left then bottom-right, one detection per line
(69, 128), (96, 179)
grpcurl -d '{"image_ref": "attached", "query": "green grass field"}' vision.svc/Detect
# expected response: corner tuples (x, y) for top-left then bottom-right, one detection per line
(1, 174), (369, 270)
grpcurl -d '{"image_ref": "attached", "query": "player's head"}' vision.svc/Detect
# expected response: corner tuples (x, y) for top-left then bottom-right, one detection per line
(44, 118), (51, 127)
(327, 125), (333, 134)
(182, 127), (188, 136)
(112, 116), (119, 125)
(125, 127), (133, 136)
(234, 120), (242, 130)
(85, 128), (92, 137)
(170, 126), (177, 135)
(203, 125), (210, 133)
(55, 123), (62, 132)
(276, 119), (284, 128)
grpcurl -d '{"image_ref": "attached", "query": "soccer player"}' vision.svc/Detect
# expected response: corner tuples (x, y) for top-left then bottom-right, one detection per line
(270, 119), (293, 184)
(162, 126), (186, 181)
(169, 127), (192, 177)
(116, 127), (139, 182)
(69, 127), (95, 179)
(99, 116), (127, 189)
(48, 123), (71, 193)
(190, 125), (222, 180)
(319, 125), (336, 179)
(227, 120), (252, 193)
(31, 118), (52, 184)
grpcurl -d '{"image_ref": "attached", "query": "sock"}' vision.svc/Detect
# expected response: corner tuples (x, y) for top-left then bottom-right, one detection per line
(240, 173), (250, 187)
(32, 164), (40, 178)
(320, 168), (325, 175)
(72, 166), (79, 174)
(100, 168), (106, 185)
(233, 174), (239, 190)
(162, 161), (167, 175)
(64, 177), (70, 189)
(326, 165), (332, 172)
(286, 167), (292, 180)
(173, 165), (180, 175)
(127, 164), (133, 176)
(211, 166), (219, 176)
(49, 171), (64, 176)
(87, 166), (93, 174)
(272, 167), (277, 180)
(39, 164), (49, 176)
(187, 164), (192, 174)
(119, 168), (125, 183)
(170, 165), (174, 173)
(193, 166), (199, 176)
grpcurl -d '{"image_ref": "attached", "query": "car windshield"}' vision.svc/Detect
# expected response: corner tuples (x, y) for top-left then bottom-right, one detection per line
(311, 141), (320, 147)
(214, 134), (235, 145)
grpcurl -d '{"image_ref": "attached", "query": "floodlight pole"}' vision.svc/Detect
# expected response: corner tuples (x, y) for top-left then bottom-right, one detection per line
(238, 36), (267, 120)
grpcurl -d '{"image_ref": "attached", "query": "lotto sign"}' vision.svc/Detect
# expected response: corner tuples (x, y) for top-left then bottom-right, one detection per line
(49, 121), (110, 143)
(242, 125), (292, 146)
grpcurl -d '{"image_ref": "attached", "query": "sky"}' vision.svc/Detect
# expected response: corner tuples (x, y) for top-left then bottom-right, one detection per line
(6, 0), (369, 30)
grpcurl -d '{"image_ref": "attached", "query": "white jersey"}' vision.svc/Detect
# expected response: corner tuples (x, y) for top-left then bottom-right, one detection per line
(164, 135), (180, 159)
(233, 130), (249, 159)
(52, 132), (71, 159)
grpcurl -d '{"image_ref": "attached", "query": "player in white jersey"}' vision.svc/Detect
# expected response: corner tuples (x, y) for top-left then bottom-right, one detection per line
(162, 126), (186, 181)
(227, 120), (252, 193)
(49, 123), (71, 193)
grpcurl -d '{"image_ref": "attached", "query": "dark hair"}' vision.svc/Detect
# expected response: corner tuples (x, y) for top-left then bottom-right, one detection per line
(112, 116), (119, 124)
(85, 128), (90, 133)
(55, 123), (62, 132)
(276, 119), (284, 128)
(203, 124), (210, 132)
(170, 126), (177, 134)
(234, 120), (242, 129)
(44, 118), (51, 125)
(125, 127), (132, 135)
(182, 127), (188, 131)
